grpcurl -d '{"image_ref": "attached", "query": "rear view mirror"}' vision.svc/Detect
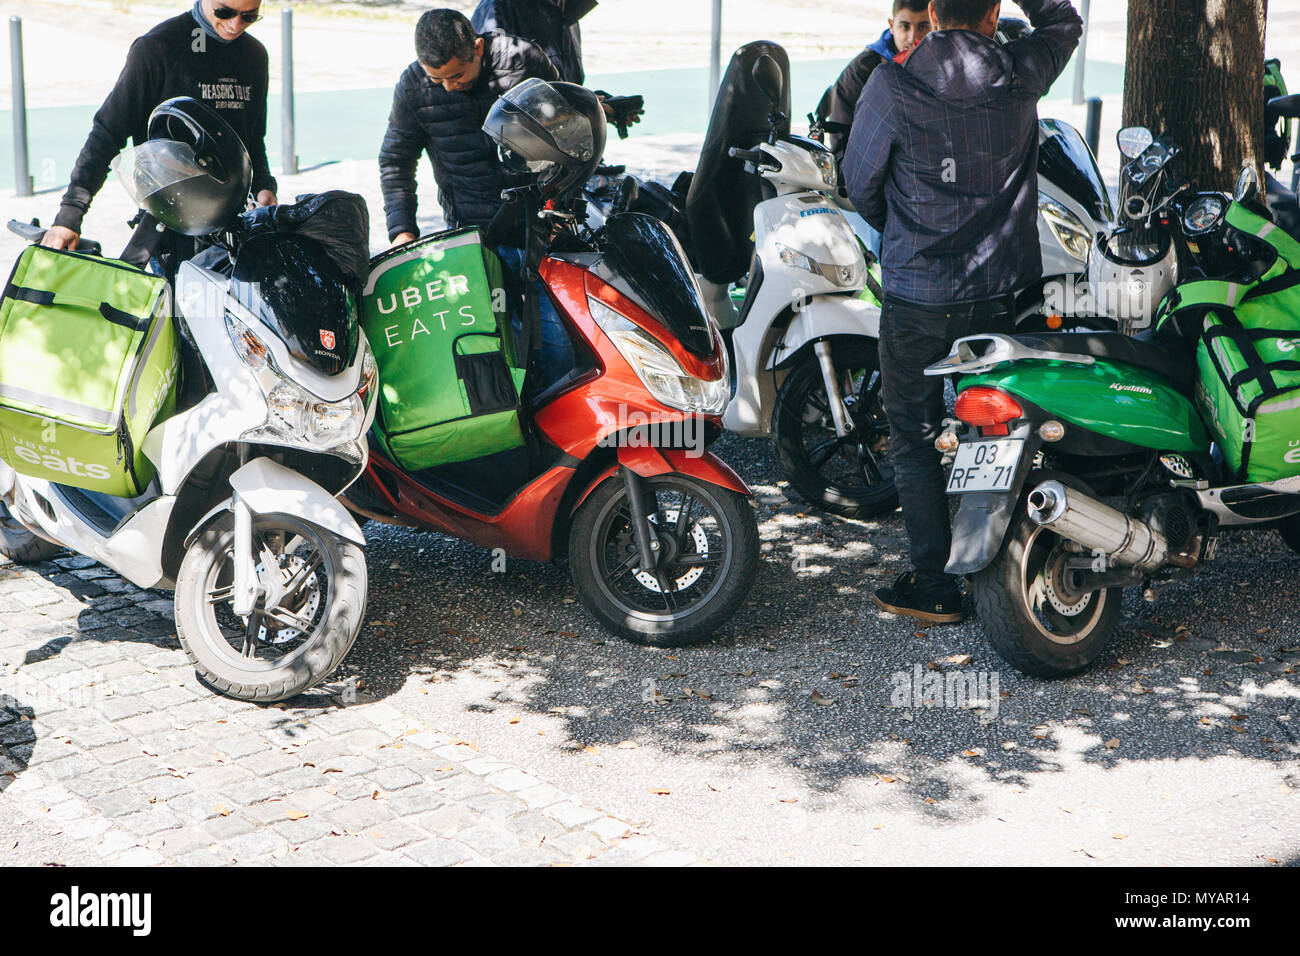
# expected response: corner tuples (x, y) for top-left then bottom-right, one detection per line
(1117, 126), (1154, 159)
(752, 55), (783, 107)
(1235, 162), (1260, 203)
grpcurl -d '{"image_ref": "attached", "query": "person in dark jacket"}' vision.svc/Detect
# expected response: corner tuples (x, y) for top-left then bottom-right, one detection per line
(379, 9), (558, 246)
(41, 0), (277, 252)
(825, 0), (933, 161)
(844, 0), (1082, 624)
(379, 9), (573, 387)
(471, 0), (594, 84)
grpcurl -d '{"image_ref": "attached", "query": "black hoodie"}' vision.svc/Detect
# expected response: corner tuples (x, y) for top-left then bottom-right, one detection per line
(53, 10), (276, 234)
(472, 0), (595, 84)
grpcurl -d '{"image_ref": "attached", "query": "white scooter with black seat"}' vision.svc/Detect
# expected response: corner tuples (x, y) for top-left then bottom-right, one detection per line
(0, 99), (377, 702)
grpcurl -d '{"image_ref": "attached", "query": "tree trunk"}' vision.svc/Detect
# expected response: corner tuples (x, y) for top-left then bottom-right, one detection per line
(1123, 0), (1268, 190)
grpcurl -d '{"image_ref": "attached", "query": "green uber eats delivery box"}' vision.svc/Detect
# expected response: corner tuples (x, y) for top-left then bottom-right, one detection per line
(1158, 204), (1300, 484)
(360, 228), (526, 471)
(0, 245), (177, 498)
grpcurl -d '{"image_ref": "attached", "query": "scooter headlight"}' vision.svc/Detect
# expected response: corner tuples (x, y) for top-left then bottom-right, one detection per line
(230, 312), (374, 451)
(1039, 196), (1093, 262)
(588, 296), (728, 415)
(776, 243), (863, 288)
(262, 380), (366, 449)
(811, 149), (838, 189)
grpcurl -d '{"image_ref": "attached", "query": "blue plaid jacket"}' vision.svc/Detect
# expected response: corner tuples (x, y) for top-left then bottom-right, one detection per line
(843, 0), (1082, 305)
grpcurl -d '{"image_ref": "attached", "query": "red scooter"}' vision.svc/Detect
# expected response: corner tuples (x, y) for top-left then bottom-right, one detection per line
(344, 80), (758, 646)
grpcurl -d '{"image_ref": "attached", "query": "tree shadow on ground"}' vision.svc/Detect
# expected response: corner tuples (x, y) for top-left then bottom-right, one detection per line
(336, 433), (1300, 829)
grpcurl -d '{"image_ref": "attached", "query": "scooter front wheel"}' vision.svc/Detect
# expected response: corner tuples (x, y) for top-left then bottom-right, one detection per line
(175, 512), (367, 702)
(569, 473), (759, 647)
(773, 342), (898, 519)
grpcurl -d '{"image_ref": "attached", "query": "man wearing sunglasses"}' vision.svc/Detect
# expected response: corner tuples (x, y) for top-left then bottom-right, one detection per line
(42, 0), (277, 252)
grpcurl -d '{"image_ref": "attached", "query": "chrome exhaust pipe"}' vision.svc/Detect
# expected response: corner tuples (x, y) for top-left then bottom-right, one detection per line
(1026, 480), (1169, 572)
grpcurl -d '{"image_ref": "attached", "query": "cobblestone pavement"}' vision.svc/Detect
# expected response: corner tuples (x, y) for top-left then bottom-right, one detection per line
(0, 556), (699, 867)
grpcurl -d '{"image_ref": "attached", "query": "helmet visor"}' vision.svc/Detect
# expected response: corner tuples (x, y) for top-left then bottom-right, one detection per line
(500, 78), (593, 163)
(112, 140), (208, 206)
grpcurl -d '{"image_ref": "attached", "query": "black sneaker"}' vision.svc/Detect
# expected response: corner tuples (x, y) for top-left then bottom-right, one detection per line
(873, 570), (963, 624)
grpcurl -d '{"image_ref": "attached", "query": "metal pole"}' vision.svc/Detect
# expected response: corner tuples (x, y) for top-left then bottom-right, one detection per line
(1085, 97), (1103, 158)
(1072, 0), (1091, 106)
(10, 16), (33, 197)
(709, 0), (722, 106)
(281, 7), (298, 176)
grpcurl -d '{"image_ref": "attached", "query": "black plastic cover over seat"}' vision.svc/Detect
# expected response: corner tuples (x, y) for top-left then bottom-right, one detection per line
(684, 41), (791, 285)
(1015, 331), (1195, 391)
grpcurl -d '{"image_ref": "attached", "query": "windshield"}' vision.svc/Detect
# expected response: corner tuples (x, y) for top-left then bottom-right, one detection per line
(231, 235), (359, 376)
(502, 78), (593, 162)
(1039, 119), (1113, 224)
(112, 140), (206, 205)
(589, 213), (715, 358)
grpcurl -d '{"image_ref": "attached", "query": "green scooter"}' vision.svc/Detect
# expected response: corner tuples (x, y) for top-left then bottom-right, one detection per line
(925, 127), (1300, 677)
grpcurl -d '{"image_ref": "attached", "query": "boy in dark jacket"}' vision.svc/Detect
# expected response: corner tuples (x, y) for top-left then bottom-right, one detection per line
(41, 0), (277, 252)
(825, 0), (933, 161)
(844, 0), (1082, 624)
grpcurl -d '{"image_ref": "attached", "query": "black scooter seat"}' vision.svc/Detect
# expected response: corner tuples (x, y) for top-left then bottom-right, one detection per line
(1014, 331), (1195, 392)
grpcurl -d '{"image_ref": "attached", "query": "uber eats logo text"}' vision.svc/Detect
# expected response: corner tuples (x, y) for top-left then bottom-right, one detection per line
(49, 886), (151, 936)
(372, 274), (487, 348)
(8, 434), (112, 482)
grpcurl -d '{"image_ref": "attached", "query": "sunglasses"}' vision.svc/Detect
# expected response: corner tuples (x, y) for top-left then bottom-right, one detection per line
(212, 5), (263, 24)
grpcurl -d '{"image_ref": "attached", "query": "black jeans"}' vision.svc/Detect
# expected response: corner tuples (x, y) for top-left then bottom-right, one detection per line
(879, 293), (1016, 589)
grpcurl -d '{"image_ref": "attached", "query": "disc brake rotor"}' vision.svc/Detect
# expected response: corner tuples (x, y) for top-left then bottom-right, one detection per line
(255, 554), (322, 644)
(617, 510), (710, 592)
(1042, 548), (1092, 616)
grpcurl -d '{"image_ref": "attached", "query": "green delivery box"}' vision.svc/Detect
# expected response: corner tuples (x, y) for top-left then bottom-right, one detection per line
(361, 228), (526, 470)
(0, 245), (177, 497)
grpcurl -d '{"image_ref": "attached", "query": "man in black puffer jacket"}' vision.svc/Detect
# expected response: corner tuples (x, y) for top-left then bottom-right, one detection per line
(379, 8), (558, 247)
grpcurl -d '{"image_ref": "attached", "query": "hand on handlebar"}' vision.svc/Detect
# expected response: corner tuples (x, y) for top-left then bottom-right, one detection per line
(40, 225), (80, 250)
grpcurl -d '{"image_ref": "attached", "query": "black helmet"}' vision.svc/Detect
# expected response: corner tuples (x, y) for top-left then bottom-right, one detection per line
(482, 78), (606, 198)
(112, 97), (252, 235)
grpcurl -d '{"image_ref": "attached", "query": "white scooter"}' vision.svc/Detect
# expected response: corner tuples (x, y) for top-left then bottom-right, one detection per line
(588, 45), (893, 518)
(0, 115), (377, 702)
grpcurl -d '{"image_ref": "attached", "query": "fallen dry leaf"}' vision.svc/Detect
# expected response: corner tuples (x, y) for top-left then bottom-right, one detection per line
(1113, 833), (1129, 840)
(648, 787), (671, 796)
(615, 740), (638, 750)
(944, 654), (973, 666)
(214, 804), (230, 817)
(1104, 738), (1120, 749)
(811, 690), (836, 705)
(583, 745), (600, 756)
(285, 809), (308, 821)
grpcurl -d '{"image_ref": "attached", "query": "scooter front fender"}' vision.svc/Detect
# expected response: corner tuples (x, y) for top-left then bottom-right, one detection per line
(184, 457), (367, 548)
(767, 294), (880, 370)
(574, 445), (752, 510)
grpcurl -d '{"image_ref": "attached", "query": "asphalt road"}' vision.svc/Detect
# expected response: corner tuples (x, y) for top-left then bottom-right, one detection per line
(335, 431), (1300, 866)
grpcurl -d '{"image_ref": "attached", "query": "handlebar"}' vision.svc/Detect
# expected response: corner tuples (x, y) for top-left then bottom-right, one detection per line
(1267, 93), (1300, 124)
(727, 146), (782, 172)
(7, 218), (102, 255)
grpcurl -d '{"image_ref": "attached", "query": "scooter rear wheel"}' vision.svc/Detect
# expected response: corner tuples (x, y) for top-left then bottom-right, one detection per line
(972, 474), (1123, 677)
(569, 473), (758, 646)
(175, 512), (367, 702)
(0, 501), (63, 564)
(773, 342), (898, 519)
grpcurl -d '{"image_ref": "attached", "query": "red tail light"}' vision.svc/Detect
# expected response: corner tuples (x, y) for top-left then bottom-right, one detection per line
(955, 387), (1023, 427)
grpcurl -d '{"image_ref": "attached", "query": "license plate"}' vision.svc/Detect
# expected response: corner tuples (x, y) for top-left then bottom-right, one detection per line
(946, 439), (1024, 494)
